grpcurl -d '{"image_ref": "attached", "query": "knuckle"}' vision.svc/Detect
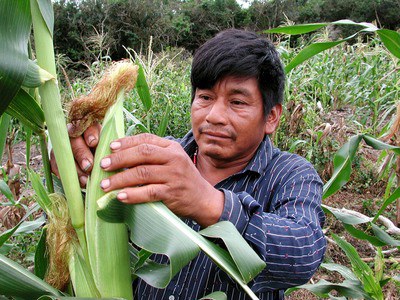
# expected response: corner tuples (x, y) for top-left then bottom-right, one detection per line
(138, 143), (154, 157)
(137, 133), (154, 143)
(111, 152), (123, 165)
(147, 185), (159, 200)
(135, 166), (151, 181)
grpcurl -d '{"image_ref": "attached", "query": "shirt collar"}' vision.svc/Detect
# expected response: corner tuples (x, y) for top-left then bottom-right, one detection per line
(180, 130), (273, 176)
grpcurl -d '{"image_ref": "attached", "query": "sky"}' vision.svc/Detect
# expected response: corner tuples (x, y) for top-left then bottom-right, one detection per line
(236, 0), (252, 9)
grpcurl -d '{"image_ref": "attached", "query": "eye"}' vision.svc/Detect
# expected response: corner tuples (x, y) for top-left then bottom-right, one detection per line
(231, 99), (246, 106)
(199, 94), (212, 101)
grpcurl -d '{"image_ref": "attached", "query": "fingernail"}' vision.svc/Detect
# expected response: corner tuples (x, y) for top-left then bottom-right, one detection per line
(100, 179), (110, 189)
(87, 135), (96, 146)
(110, 141), (121, 150)
(117, 191), (128, 201)
(79, 176), (88, 186)
(100, 157), (111, 168)
(82, 159), (92, 172)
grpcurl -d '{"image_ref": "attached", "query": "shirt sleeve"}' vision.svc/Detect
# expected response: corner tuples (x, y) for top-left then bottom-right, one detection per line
(218, 158), (326, 292)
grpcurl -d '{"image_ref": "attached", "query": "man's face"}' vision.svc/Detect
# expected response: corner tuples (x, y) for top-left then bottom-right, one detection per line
(191, 76), (281, 164)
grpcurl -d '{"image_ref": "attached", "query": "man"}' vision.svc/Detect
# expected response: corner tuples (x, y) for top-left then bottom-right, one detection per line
(59, 29), (326, 299)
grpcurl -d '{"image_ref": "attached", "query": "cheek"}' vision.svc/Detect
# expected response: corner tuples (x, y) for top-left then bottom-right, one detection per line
(191, 105), (206, 125)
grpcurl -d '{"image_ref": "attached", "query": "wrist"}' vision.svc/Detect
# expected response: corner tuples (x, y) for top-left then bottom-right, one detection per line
(194, 188), (225, 228)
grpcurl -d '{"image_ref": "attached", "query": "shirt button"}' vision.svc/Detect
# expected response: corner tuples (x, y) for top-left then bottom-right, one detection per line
(169, 296), (175, 300)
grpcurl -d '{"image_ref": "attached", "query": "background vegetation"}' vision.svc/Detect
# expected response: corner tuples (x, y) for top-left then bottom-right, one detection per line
(52, 0), (400, 62)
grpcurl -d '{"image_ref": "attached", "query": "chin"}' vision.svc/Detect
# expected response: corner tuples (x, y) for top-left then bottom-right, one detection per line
(202, 147), (230, 161)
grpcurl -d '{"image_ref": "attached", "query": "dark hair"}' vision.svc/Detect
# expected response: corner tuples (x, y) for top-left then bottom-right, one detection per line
(190, 29), (285, 116)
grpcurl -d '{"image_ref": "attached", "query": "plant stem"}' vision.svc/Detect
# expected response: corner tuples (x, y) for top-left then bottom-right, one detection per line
(38, 132), (54, 193)
(30, 0), (87, 256)
(0, 114), (11, 161)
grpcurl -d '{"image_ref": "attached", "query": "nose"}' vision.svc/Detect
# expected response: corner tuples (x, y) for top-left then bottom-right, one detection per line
(205, 98), (228, 125)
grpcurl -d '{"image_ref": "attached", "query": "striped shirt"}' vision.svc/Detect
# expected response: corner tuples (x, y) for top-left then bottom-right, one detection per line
(134, 131), (326, 300)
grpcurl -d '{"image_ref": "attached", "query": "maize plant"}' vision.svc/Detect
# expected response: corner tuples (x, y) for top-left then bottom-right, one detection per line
(0, 1), (265, 300)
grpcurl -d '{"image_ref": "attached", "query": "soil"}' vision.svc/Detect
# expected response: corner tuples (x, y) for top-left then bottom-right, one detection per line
(0, 141), (43, 231)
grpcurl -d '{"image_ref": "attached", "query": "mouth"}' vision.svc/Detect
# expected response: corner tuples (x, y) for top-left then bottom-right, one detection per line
(202, 130), (231, 138)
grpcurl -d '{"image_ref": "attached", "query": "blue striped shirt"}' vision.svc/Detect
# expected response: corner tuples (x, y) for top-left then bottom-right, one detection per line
(134, 131), (326, 299)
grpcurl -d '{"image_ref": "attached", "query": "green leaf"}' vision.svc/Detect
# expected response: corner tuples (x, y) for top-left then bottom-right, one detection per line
(264, 23), (328, 35)
(265, 20), (382, 72)
(25, 128), (32, 181)
(199, 291), (227, 300)
(285, 38), (352, 73)
(323, 135), (363, 199)
(377, 29), (400, 59)
(343, 224), (386, 247)
(332, 234), (383, 299)
(0, 114), (10, 161)
(36, 0), (54, 38)
(0, 253), (61, 299)
(0, 1), (32, 116)
(322, 204), (369, 225)
(156, 101), (171, 137)
(15, 215), (46, 234)
(285, 279), (370, 299)
(321, 263), (358, 281)
(133, 249), (153, 272)
(68, 245), (101, 298)
(363, 135), (400, 155)
(200, 221), (265, 282)
(136, 62), (152, 111)
(371, 224), (400, 247)
(372, 186), (400, 222)
(34, 227), (49, 280)
(265, 20), (375, 36)
(0, 179), (14, 202)
(23, 60), (54, 88)
(375, 248), (384, 283)
(97, 195), (264, 300)
(0, 220), (21, 248)
(123, 107), (150, 134)
(6, 88), (45, 133)
(28, 170), (53, 214)
(0, 244), (12, 255)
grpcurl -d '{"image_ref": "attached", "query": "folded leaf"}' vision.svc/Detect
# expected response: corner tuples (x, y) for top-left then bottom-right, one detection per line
(98, 194), (265, 300)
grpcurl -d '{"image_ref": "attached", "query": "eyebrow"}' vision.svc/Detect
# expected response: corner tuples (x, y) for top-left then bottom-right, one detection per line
(229, 88), (251, 97)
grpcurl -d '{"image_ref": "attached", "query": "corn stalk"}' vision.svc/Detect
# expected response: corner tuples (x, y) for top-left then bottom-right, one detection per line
(29, 0), (88, 267)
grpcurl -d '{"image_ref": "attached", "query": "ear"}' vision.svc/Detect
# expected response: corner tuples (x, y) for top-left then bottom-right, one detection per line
(264, 104), (282, 135)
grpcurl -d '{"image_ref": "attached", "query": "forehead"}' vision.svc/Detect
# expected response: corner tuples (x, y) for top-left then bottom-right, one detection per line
(206, 75), (261, 93)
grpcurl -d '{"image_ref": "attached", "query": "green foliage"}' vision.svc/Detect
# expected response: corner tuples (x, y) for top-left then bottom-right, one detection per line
(52, 0), (400, 67)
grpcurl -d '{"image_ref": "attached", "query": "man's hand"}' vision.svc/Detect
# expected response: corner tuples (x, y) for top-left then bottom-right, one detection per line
(50, 123), (101, 187)
(99, 133), (225, 227)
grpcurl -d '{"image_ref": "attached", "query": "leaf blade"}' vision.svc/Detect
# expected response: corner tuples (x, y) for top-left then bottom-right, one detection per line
(0, 253), (61, 299)
(0, 1), (32, 115)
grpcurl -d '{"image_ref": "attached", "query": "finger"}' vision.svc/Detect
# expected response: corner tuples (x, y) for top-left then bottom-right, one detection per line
(75, 161), (89, 187)
(83, 123), (101, 148)
(100, 165), (168, 192)
(110, 133), (171, 152)
(50, 150), (60, 177)
(100, 144), (171, 171)
(70, 135), (94, 174)
(116, 184), (167, 204)
(51, 148), (88, 187)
